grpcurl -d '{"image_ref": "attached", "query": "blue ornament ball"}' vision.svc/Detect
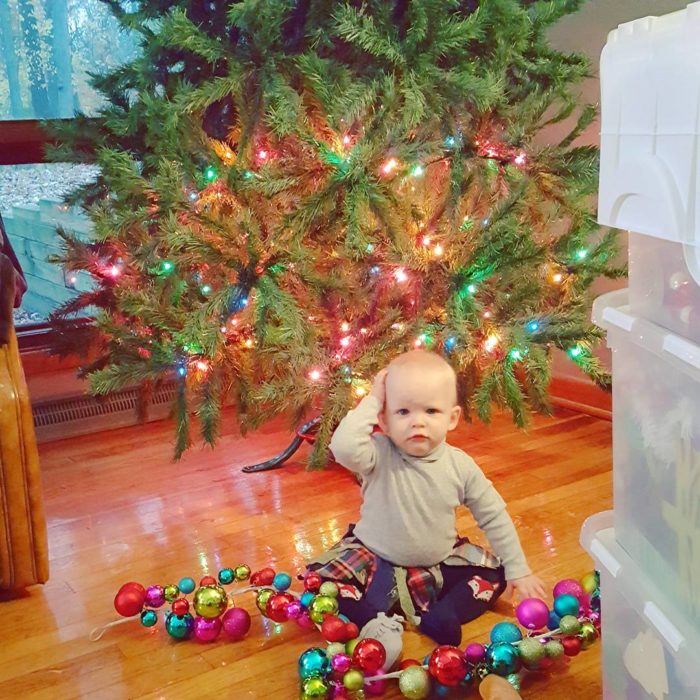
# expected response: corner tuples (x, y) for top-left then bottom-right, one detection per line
(490, 621), (523, 644)
(553, 593), (580, 618)
(435, 683), (451, 696)
(547, 610), (561, 631)
(218, 568), (235, 585)
(486, 642), (522, 677)
(298, 647), (330, 680)
(140, 610), (158, 627)
(178, 577), (196, 595)
(165, 612), (194, 639)
(300, 591), (315, 608)
(273, 572), (292, 591)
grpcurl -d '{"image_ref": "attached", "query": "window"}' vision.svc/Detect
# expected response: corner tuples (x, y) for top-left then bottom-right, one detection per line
(1, 1), (137, 337)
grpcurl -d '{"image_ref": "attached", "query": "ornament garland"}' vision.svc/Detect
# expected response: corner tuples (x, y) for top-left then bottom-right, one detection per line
(95, 565), (601, 699)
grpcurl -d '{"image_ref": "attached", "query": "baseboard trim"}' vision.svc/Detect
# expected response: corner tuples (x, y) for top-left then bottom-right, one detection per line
(549, 376), (612, 421)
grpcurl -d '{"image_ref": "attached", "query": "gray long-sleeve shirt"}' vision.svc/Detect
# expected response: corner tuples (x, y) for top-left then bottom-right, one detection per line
(329, 395), (531, 580)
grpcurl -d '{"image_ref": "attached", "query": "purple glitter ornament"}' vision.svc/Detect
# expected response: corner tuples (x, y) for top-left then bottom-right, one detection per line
(145, 585), (166, 608)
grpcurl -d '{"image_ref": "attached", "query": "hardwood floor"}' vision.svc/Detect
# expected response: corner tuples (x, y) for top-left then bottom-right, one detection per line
(1, 407), (611, 699)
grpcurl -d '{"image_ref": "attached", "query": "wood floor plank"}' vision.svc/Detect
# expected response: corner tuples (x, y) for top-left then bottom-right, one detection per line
(1, 406), (611, 698)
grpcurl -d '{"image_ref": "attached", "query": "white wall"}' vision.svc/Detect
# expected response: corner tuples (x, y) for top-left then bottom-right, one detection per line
(548, 0), (695, 380)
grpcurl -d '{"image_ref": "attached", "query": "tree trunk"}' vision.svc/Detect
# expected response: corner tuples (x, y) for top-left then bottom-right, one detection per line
(17, 0), (51, 118)
(0, 0), (25, 117)
(47, 0), (74, 117)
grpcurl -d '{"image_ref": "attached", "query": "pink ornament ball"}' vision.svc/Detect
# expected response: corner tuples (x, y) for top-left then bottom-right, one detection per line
(365, 674), (387, 695)
(145, 585), (166, 609)
(286, 600), (303, 619)
(516, 598), (550, 631)
(331, 653), (353, 673)
(553, 578), (587, 605)
(296, 611), (316, 629)
(193, 615), (222, 642)
(221, 607), (251, 640)
(464, 643), (486, 665)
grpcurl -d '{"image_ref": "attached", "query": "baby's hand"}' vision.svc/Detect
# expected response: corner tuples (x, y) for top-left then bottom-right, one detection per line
(505, 574), (547, 603)
(369, 368), (388, 406)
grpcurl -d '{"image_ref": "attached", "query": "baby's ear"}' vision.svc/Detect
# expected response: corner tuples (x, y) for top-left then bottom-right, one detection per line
(377, 409), (388, 433)
(448, 405), (461, 431)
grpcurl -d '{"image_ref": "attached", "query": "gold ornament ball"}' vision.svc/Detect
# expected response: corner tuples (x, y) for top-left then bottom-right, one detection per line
(308, 594), (339, 624)
(580, 622), (598, 648)
(234, 564), (251, 581)
(559, 615), (582, 635)
(193, 584), (228, 618)
(343, 669), (365, 691)
(301, 676), (329, 698)
(256, 588), (275, 615)
(164, 584), (180, 603)
(544, 640), (565, 659)
(398, 665), (431, 699)
(580, 572), (598, 594)
(318, 581), (339, 598)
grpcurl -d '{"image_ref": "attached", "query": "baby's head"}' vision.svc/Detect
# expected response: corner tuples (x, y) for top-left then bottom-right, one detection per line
(378, 350), (461, 457)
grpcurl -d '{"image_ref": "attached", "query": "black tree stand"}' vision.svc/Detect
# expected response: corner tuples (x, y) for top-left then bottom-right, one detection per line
(241, 416), (321, 473)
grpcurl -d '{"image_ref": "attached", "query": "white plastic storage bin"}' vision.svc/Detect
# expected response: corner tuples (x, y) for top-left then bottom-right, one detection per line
(629, 231), (700, 343)
(592, 289), (700, 626)
(581, 512), (700, 700)
(598, 4), (700, 327)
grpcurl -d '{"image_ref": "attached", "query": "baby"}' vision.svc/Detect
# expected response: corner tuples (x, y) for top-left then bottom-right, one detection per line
(308, 350), (545, 645)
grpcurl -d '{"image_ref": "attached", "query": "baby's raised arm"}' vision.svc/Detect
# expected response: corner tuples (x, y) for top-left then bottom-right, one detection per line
(328, 369), (387, 475)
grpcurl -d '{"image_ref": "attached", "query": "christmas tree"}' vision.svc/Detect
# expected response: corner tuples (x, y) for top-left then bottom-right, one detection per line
(49, 0), (625, 466)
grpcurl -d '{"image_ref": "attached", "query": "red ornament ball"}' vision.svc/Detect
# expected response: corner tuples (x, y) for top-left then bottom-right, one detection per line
(199, 575), (217, 587)
(304, 571), (323, 592)
(352, 638), (387, 674)
(562, 636), (582, 657)
(428, 645), (468, 687)
(399, 659), (422, 670)
(114, 582), (146, 617)
(344, 622), (359, 641)
(322, 615), (349, 643)
(171, 598), (190, 616)
(250, 567), (276, 586)
(266, 592), (296, 622)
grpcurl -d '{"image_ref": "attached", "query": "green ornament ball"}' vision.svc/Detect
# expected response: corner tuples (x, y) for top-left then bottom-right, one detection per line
(517, 637), (545, 667)
(163, 584), (180, 602)
(308, 594), (339, 624)
(326, 642), (346, 658)
(300, 675), (329, 697)
(544, 640), (565, 659)
(234, 564), (251, 581)
(580, 621), (598, 648)
(343, 669), (365, 691)
(507, 673), (521, 692)
(256, 588), (275, 615)
(559, 615), (582, 635)
(318, 581), (339, 598)
(193, 584), (228, 618)
(218, 567), (235, 585)
(346, 638), (360, 655)
(398, 665), (431, 699)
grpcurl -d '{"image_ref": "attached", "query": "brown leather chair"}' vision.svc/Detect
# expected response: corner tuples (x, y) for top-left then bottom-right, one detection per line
(0, 215), (48, 590)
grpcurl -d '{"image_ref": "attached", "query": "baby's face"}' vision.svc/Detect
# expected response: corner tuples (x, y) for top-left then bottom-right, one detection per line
(378, 365), (461, 457)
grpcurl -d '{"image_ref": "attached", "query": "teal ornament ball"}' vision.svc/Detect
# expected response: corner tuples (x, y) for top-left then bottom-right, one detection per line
(165, 612), (194, 639)
(273, 572), (292, 591)
(140, 609), (158, 627)
(490, 621), (523, 644)
(178, 577), (196, 594)
(218, 567), (235, 585)
(298, 647), (330, 680)
(553, 593), (580, 618)
(486, 642), (521, 676)
(300, 591), (315, 607)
